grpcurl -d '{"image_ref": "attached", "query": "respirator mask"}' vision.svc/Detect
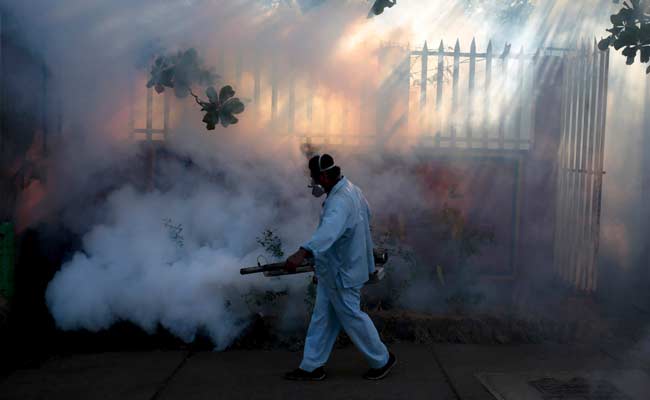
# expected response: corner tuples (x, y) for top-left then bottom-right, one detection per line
(308, 155), (337, 198)
(309, 179), (326, 198)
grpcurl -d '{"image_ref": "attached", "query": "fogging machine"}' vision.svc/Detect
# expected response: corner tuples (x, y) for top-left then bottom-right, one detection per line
(240, 249), (388, 284)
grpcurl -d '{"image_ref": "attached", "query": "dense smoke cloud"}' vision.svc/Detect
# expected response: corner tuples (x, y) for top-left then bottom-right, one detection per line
(1, 0), (647, 348)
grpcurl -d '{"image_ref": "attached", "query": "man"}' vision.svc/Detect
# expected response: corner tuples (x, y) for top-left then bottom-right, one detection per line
(284, 154), (396, 381)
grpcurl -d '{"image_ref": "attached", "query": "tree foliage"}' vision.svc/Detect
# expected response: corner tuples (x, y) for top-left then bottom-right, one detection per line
(368, 0), (397, 18)
(600, 0), (650, 74)
(146, 48), (245, 130)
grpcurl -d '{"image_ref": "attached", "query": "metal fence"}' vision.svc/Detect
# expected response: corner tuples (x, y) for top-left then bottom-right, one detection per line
(553, 42), (609, 292)
(410, 39), (539, 151)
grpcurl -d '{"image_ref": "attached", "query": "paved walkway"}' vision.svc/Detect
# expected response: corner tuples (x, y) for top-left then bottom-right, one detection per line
(1, 342), (648, 400)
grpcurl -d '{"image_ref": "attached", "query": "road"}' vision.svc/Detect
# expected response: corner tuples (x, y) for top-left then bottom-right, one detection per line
(1, 342), (649, 400)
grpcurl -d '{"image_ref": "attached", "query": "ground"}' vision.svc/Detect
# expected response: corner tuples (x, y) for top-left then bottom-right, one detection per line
(1, 342), (649, 400)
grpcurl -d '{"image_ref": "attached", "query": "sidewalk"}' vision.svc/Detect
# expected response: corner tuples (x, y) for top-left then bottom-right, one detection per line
(0, 342), (648, 400)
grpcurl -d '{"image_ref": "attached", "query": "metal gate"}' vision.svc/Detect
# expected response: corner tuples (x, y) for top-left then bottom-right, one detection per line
(553, 43), (609, 292)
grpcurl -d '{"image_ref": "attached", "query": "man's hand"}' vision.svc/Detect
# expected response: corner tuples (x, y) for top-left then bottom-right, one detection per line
(285, 248), (310, 272)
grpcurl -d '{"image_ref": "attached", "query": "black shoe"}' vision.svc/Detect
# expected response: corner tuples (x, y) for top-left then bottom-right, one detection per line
(363, 352), (396, 380)
(284, 367), (327, 381)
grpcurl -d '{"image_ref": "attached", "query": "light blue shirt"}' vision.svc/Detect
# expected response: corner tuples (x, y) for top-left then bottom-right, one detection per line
(302, 177), (375, 289)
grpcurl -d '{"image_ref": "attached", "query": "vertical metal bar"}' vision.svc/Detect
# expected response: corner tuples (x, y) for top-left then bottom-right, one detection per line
(217, 47), (226, 81)
(146, 87), (153, 142)
(236, 52), (243, 89)
(288, 74), (295, 134)
(404, 52), (411, 140)
(146, 86), (154, 190)
(271, 60), (278, 122)
(436, 40), (444, 144)
(436, 41), (444, 110)
(129, 75), (135, 140)
(514, 47), (524, 150)
(484, 41), (492, 148)
(451, 39), (460, 148)
(557, 53), (574, 281)
(561, 54), (576, 283)
(468, 38), (476, 147)
(643, 62), (650, 286)
(341, 99), (348, 136)
(530, 48), (541, 148)
(576, 42), (591, 290)
(554, 53), (571, 279)
(307, 78), (314, 128)
(253, 61), (261, 108)
(572, 45), (587, 287)
(564, 49), (581, 283)
(584, 40), (599, 291)
(420, 41), (428, 110)
(163, 90), (170, 140)
(323, 96), (329, 137)
(592, 47), (609, 292)
(42, 62), (48, 155)
(498, 44), (509, 149)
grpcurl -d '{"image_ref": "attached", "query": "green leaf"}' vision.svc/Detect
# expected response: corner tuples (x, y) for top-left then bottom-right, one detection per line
(206, 86), (219, 103)
(617, 27), (640, 47)
(369, 0), (396, 17)
(640, 46), (650, 63)
(219, 85), (235, 103)
(607, 26), (623, 35)
(622, 46), (638, 57)
(640, 22), (650, 43)
(598, 37), (612, 51)
(611, 12), (624, 25)
(202, 111), (219, 130)
(219, 111), (238, 127)
(222, 98), (245, 115)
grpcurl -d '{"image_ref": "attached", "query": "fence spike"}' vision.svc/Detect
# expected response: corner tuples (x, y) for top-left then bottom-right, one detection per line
(469, 38), (477, 92)
(468, 37), (477, 143)
(500, 43), (511, 59)
(420, 41), (429, 109)
(438, 40), (444, 52)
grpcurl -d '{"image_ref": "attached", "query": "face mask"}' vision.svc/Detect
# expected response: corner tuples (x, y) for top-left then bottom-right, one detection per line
(309, 179), (326, 198)
(308, 155), (337, 198)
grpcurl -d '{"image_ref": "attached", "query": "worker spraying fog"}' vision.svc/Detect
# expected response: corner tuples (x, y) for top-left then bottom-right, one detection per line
(282, 154), (396, 381)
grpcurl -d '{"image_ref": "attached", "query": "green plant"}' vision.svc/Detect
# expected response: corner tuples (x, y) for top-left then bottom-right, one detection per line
(256, 229), (285, 260)
(368, 0), (397, 17)
(162, 218), (184, 248)
(600, 0), (650, 73)
(146, 48), (246, 129)
(243, 289), (289, 309)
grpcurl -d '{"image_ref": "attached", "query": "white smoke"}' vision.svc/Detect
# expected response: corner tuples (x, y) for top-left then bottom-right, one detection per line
(0, 0), (374, 347)
(2, 0), (647, 349)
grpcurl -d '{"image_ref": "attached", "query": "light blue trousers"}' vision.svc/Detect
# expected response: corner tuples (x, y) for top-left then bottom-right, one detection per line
(300, 282), (389, 372)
